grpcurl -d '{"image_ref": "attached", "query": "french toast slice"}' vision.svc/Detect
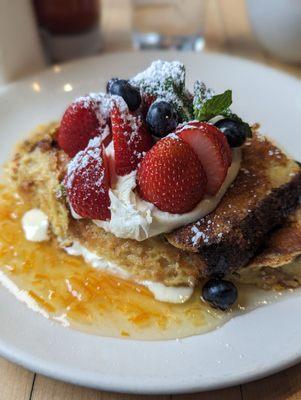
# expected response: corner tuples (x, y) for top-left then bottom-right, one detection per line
(8, 124), (205, 287)
(8, 124), (301, 289)
(167, 133), (301, 276)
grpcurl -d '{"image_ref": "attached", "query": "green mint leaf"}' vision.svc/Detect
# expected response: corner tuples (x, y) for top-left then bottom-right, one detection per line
(195, 90), (232, 121)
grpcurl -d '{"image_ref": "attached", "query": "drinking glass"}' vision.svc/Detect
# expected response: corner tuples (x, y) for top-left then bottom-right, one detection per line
(131, 0), (206, 51)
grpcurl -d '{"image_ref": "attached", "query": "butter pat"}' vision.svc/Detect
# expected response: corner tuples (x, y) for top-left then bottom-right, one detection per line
(22, 209), (49, 242)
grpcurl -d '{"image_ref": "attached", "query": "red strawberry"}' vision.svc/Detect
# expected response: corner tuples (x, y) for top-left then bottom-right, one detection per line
(57, 98), (100, 157)
(64, 137), (111, 220)
(111, 102), (153, 176)
(178, 122), (232, 196)
(137, 136), (207, 214)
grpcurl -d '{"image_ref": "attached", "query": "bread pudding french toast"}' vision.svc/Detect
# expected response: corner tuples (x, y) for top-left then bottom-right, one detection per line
(167, 132), (301, 276)
(9, 123), (301, 290)
(5, 60), (301, 316)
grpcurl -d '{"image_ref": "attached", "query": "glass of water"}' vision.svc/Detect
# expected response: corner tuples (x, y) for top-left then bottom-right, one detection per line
(131, 0), (206, 51)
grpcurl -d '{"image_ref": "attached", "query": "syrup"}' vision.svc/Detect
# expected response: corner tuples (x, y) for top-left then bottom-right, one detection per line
(0, 183), (298, 340)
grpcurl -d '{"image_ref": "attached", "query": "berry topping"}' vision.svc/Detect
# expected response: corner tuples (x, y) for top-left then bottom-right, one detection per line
(214, 118), (249, 147)
(137, 136), (207, 214)
(131, 60), (193, 120)
(202, 278), (238, 311)
(106, 77), (118, 93)
(111, 101), (153, 176)
(64, 137), (111, 220)
(108, 79), (141, 112)
(178, 122), (232, 196)
(57, 98), (100, 157)
(146, 101), (178, 138)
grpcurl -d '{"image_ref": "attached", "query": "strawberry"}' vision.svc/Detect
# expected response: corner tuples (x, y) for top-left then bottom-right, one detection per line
(137, 136), (207, 214)
(178, 122), (232, 196)
(64, 136), (111, 220)
(57, 98), (100, 157)
(111, 101), (153, 176)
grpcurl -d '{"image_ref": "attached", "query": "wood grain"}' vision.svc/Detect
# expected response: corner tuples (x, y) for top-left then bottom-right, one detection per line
(1, 0), (301, 399)
(31, 375), (170, 400)
(0, 357), (34, 400)
(172, 387), (242, 400)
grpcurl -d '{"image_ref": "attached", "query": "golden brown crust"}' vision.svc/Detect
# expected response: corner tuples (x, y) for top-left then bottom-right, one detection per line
(8, 125), (301, 287)
(248, 206), (301, 269)
(166, 134), (301, 276)
(8, 125), (205, 287)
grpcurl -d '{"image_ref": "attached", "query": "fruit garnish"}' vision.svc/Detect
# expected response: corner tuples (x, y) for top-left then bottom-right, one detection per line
(178, 122), (231, 196)
(214, 118), (250, 147)
(111, 101), (153, 176)
(130, 60), (193, 121)
(57, 97), (100, 157)
(57, 94), (114, 157)
(193, 81), (252, 141)
(202, 278), (238, 311)
(146, 100), (178, 138)
(64, 136), (111, 220)
(137, 136), (207, 214)
(107, 78), (141, 112)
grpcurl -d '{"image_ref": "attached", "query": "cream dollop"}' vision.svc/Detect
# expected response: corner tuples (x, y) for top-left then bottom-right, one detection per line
(63, 240), (193, 303)
(94, 148), (241, 241)
(22, 209), (49, 242)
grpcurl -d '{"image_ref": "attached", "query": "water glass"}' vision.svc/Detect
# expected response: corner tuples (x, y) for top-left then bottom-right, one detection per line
(131, 0), (206, 51)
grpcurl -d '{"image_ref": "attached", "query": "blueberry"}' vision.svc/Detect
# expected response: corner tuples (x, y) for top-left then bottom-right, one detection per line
(214, 118), (248, 147)
(106, 77), (118, 93)
(146, 101), (178, 137)
(108, 79), (141, 112)
(202, 278), (238, 311)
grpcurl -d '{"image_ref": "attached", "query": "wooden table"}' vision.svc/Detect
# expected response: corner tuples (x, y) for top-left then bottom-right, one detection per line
(1, 1), (301, 399)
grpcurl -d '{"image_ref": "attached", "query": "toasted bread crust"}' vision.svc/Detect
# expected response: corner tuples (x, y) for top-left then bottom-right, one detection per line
(167, 134), (301, 276)
(8, 125), (301, 285)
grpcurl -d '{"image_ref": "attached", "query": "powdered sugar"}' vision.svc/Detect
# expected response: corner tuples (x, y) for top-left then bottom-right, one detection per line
(65, 136), (103, 190)
(191, 225), (209, 246)
(131, 60), (185, 93)
(74, 92), (127, 128)
(131, 60), (192, 119)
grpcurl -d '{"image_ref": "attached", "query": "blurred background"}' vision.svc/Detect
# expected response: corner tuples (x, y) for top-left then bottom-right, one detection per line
(0, 0), (301, 84)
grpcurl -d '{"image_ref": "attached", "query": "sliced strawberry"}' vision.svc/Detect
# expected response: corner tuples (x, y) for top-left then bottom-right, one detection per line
(111, 101), (153, 176)
(178, 122), (232, 196)
(57, 98), (100, 157)
(64, 137), (111, 220)
(100, 126), (112, 148)
(137, 136), (207, 214)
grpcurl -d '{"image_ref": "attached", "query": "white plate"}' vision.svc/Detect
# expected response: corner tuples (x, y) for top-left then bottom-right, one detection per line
(0, 52), (301, 395)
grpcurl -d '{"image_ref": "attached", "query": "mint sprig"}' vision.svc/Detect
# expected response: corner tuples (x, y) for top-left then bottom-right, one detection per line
(193, 83), (252, 137)
(194, 89), (232, 121)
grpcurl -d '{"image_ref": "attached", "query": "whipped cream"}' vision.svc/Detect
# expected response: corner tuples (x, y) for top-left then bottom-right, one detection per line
(64, 241), (193, 304)
(94, 148), (241, 241)
(21, 209), (49, 242)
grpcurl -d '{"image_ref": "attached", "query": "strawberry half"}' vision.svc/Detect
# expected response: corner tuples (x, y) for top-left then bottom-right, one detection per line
(57, 98), (100, 157)
(64, 136), (111, 220)
(178, 122), (232, 196)
(137, 136), (207, 214)
(111, 100), (153, 176)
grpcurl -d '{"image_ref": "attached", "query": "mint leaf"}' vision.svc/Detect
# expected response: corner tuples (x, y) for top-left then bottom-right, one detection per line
(194, 90), (232, 121)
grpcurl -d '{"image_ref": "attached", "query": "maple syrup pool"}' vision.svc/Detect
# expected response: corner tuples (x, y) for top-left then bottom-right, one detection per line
(0, 183), (298, 340)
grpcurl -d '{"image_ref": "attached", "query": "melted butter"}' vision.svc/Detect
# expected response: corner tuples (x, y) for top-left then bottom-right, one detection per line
(0, 183), (299, 340)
